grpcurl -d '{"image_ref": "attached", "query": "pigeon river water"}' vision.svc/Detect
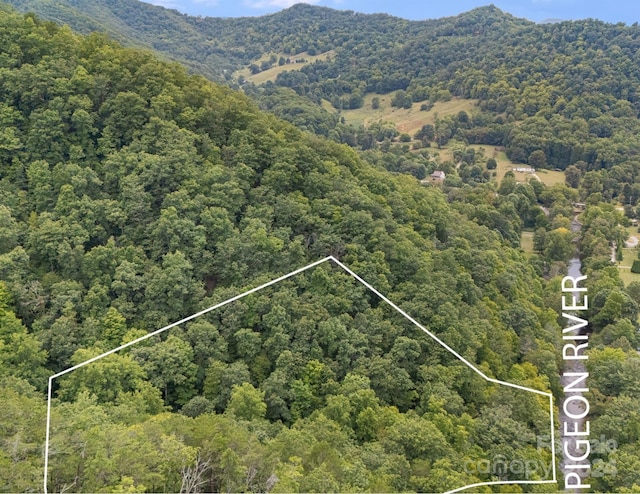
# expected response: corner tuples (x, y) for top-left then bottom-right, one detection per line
(560, 258), (590, 491)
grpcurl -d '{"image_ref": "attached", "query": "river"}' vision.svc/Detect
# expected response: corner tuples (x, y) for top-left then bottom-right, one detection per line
(558, 246), (589, 490)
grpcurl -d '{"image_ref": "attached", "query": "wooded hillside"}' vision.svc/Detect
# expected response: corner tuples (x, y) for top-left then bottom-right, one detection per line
(1, 2), (640, 492)
(6, 1), (640, 183)
(0, 6), (568, 492)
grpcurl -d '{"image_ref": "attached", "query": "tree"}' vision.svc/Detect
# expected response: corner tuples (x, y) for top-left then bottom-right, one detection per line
(260, 60), (272, 72)
(26, 108), (67, 163)
(0, 377), (47, 491)
(0, 283), (48, 389)
(599, 319), (638, 347)
(99, 91), (149, 149)
(414, 124), (435, 145)
(543, 227), (575, 262)
(626, 281), (640, 305)
(0, 206), (19, 254)
(132, 334), (197, 406)
(528, 150), (547, 169)
(565, 164), (582, 188)
(203, 360), (251, 412)
(185, 320), (228, 386)
(143, 251), (204, 327)
(98, 307), (128, 347)
(226, 382), (267, 420)
(181, 396), (215, 418)
(148, 207), (206, 260)
(0, 125), (22, 165)
(57, 347), (149, 403)
(580, 171), (604, 199)
(382, 413), (451, 461)
(391, 90), (410, 108)
(498, 171), (516, 196)
(592, 290), (638, 329)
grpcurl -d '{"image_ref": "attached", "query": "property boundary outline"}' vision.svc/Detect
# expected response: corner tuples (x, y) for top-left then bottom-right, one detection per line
(43, 255), (558, 493)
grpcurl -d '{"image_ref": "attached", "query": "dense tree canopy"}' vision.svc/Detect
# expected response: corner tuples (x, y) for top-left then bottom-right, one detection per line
(5, 1), (640, 178)
(0, 6), (570, 492)
(2, 1), (640, 492)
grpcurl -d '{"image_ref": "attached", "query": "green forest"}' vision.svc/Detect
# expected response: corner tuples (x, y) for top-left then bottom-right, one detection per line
(0, 1), (640, 493)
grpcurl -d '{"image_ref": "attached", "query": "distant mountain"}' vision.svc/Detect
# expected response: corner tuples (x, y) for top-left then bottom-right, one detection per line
(2, 0), (225, 79)
(4, 0), (640, 175)
(2, 1), (529, 81)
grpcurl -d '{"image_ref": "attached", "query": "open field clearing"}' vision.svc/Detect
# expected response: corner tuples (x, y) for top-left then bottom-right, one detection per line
(616, 246), (640, 286)
(534, 169), (566, 187)
(342, 95), (478, 136)
(521, 231), (535, 255)
(625, 225), (640, 244)
(235, 51), (334, 84)
(432, 147), (455, 164)
(493, 154), (565, 187)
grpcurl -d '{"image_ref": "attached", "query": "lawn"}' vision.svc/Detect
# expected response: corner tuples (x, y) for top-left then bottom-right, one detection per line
(429, 143), (512, 179)
(320, 99), (335, 112)
(430, 147), (454, 164)
(534, 169), (566, 187)
(492, 154), (565, 187)
(616, 247), (640, 286)
(625, 224), (640, 239)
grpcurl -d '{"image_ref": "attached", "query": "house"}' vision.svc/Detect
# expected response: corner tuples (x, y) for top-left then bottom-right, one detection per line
(430, 170), (446, 181)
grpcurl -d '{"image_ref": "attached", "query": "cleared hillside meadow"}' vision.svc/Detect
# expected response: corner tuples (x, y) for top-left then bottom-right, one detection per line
(235, 51), (335, 84)
(341, 95), (478, 136)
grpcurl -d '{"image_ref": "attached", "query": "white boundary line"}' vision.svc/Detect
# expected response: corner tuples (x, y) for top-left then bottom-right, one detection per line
(330, 257), (558, 492)
(446, 479), (557, 494)
(44, 256), (332, 493)
(43, 255), (557, 493)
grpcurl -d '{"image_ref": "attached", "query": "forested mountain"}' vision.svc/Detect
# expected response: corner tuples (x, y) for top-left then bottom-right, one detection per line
(0, 5), (565, 492)
(1, 1), (640, 492)
(6, 0), (640, 178)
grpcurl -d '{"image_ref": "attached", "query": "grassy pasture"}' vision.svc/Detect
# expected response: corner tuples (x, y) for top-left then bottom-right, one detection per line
(492, 154), (565, 187)
(615, 226), (640, 285)
(341, 95), (478, 136)
(235, 51), (335, 84)
(534, 169), (566, 187)
(521, 231), (535, 255)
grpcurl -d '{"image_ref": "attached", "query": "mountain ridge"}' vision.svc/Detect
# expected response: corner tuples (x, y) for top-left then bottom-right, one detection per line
(3, 0), (640, 177)
(2, 0), (531, 80)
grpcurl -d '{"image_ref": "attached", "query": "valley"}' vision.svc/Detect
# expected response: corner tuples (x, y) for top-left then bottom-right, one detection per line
(0, 1), (639, 492)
